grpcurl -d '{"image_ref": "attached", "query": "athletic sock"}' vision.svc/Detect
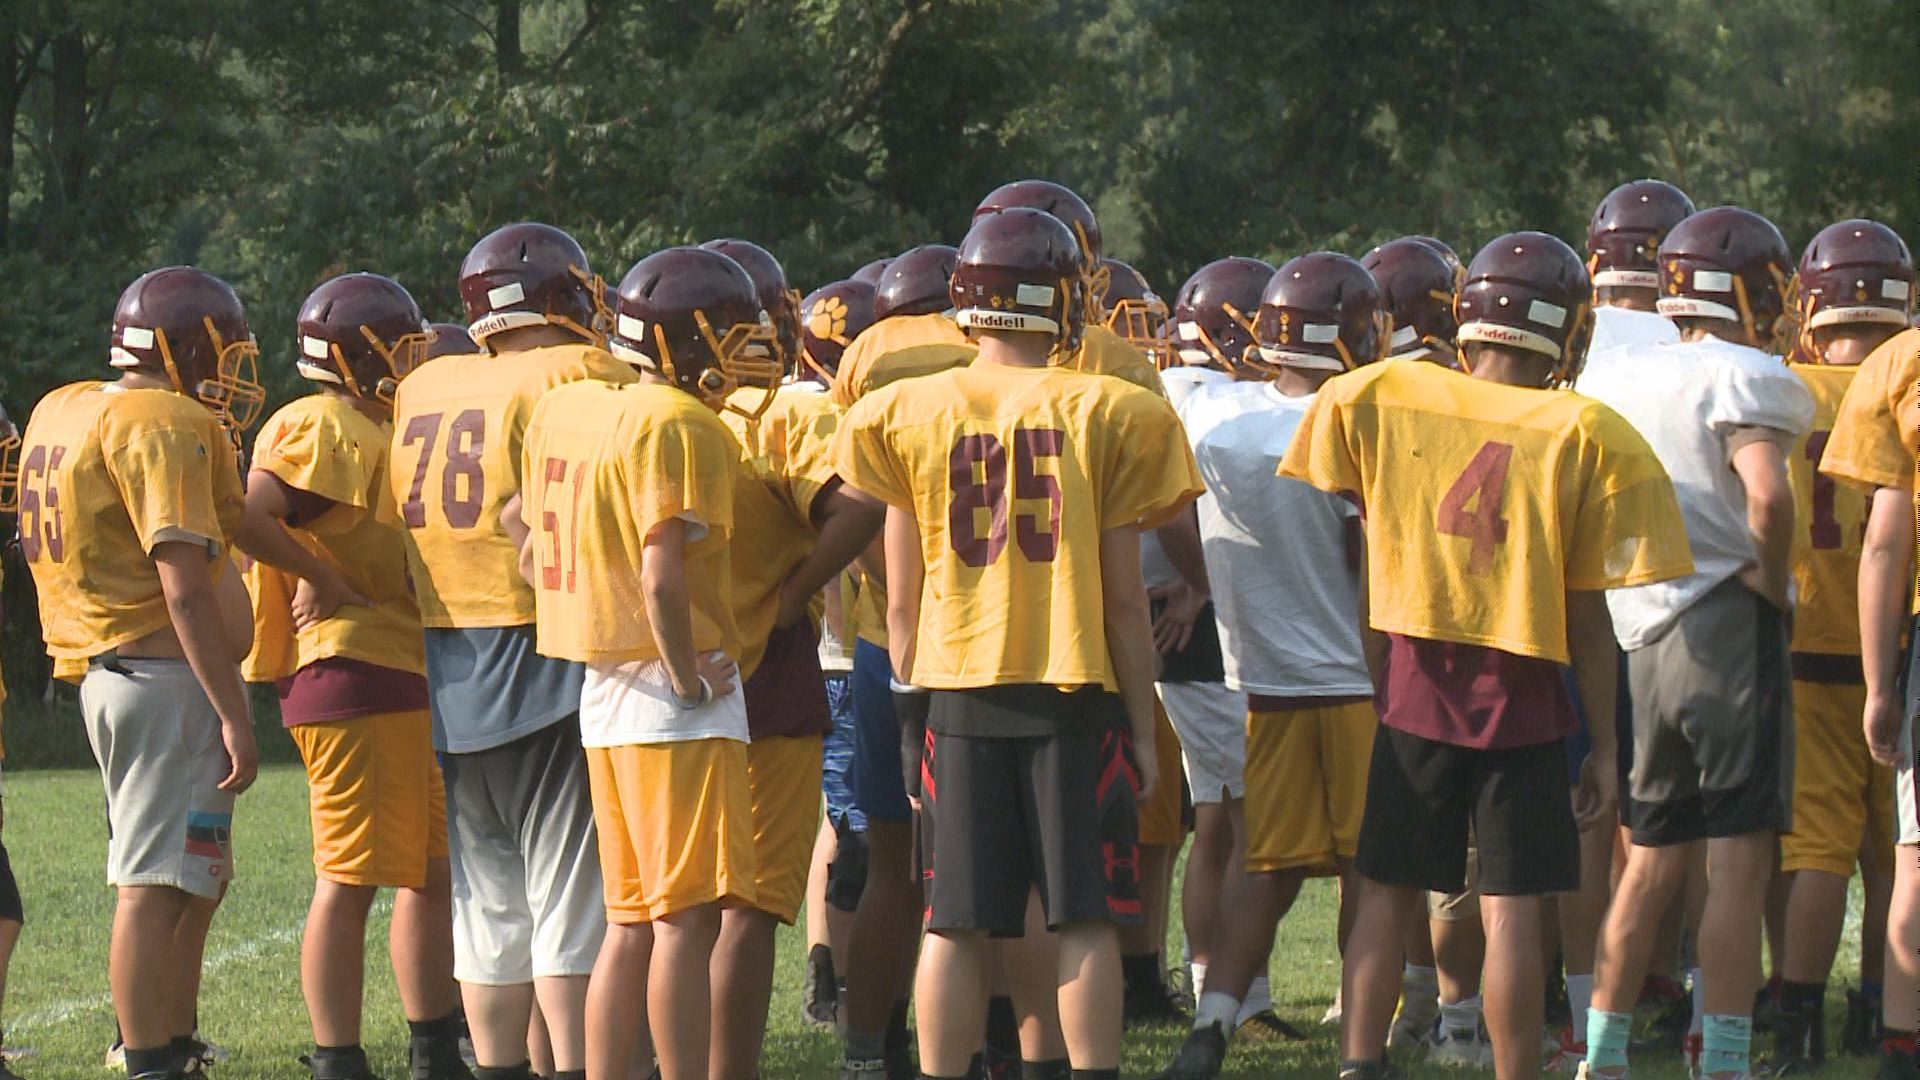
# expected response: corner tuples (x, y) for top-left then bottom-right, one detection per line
(1402, 964), (1439, 1015)
(474, 1064), (533, 1080)
(1780, 979), (1823, 1012)
(1069, 1070), (1120, 1080)
(1567, 974), (1594, 1042)
(1121, 951), (1160, 990)
(845, 1030), (887, 1064)
(1884, 1028), (1919, 1055)
(1195, 990), (1241, 1033)
(1021, 1060), (1070, 1080)
(1862, 978), (1884, 1000)
(1237, 975), (1273, 1024)
(1699, 1013), (1751, 1078)
(1585, 1008), (1632, 1074)
(550, 1071), (583, 1080)
(1686, 967), (1705, 1037)
(408, 1014), (461, 1042)
(125, 1046), (175, 1080)
(1438, 995), (1481, 1039)
(1190, 960), (1208, 997)
(985, 995), (1019, 1058)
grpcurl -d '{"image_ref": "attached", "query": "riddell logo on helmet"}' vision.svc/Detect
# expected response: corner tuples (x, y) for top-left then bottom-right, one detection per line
(969, 312), (1040, 331)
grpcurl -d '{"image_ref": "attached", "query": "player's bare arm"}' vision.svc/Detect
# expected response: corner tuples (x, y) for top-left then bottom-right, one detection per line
(881, 505), (922, 681)
(775, 481), (885, 629)
(154, 541), (257, 793)
(640, 515), (737, 704)
(1859, 485), (1913, 764)
(1155, 504), (1209, 592)
(1731, 434), (1796, 609)
(1565, 589), (1620, 829)
(498, 490), (535, 589)
(235, 470), (370, 627)
(1099, 525), (1159, 803)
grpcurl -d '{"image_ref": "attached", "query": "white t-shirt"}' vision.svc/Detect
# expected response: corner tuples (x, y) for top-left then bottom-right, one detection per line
(579, 653), (749, 748)
(1586, 305), (1678, 361)
(1160, 364), (1232, 413)
(1178, 381), (1373, 697)
(1574, 335), (1814, 648)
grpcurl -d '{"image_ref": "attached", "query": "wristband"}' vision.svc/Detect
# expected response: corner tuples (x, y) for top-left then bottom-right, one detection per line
(673, 676), (714, 710)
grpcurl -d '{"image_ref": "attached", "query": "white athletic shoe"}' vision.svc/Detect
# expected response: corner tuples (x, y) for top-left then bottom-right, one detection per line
(1425, 1021), (1493, 1068)
(1321, 988), (1344, 1027)
(1388, 997), (1440, 1050)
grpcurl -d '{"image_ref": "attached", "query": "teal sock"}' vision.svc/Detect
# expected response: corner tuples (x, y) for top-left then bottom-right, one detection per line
(1700, 1013), (1751, 1078)
(1585, 1008), (1632, 1072)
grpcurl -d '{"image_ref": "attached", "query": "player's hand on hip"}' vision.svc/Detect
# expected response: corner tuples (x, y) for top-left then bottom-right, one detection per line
(1864, 692), (1904, 767)
(218, 720), (259, 794)
(695, 651), (740, 699)
(290, 572), (372, 630)
(1148, 580), (1207, 655)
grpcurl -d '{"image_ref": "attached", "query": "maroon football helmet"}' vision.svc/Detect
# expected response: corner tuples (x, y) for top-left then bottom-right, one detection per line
(950, 208), (1085, 359)
(458, 222), (606, 348)
(0, 403), (17, 514)
(851, 257), (893, 287)
(1587, 179), (1695, 293)
(1797, 219), (1914, 336)
(295, 274), (430, 404)
(1456, 231), (1594, 386)
(1407, 235), (1464, 283)
(1363, 238), (1460, 365)
(1253, 253), (1387, 372)
(425, 322), (479, 360)
(609, 247), (779, 406)
(1657, 207), (1794, 350)
(873, 244), (959, 322)
(1098, 257), (1170, 365)
(974, 179), (1103, 266)
(110, 266), (265, 430)
(701, 238), (803, 373)
(1172, 257), (1275, 372)
(799, 279), (878, 384)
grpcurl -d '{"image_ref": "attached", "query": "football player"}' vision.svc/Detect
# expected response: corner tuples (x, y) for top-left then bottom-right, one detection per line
(389, 223), (635, 1080)
(1099, 258), (1172, 375)
(1168, 257), (1274, 382)
(830, 245), (969, 406)
(1283, 234), (1691, 1080)
(0, 405), (21, 1080)
(1578, 207), (1814, 1080)
(1769, 220), (1914, 1069)
(1363, 237), (1460, 366)
(512, 245), (760, 1080)
(1585, 179), (1695, 355)
(233, 274), (466, 1080)
(20, 267), (263, 1080)
(834, 206), (1202, 1080)
(852, 257), (894, 287)
(793, 276), (881, 1028)
(1820, 306), (1920, 1080)
(694, 239), (890, 1080)
(1157, 252), (1389, 1079)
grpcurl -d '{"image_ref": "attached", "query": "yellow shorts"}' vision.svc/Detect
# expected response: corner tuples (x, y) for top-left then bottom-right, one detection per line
(1782, 678), (1895, 879)
(291, 710), (449, 889)
(745, 735), (823, 924)
(1137, 700), (1186, 846)
(1244, 701), (1377, 874)
(587, 738), (757, 925)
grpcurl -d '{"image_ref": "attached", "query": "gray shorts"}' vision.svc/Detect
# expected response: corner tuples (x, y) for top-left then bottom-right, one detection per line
(424, 624), (584, 754)
(1624, 578), (1793, 846)
(79, 658), (236, 899)
(443, 712), (605, 984)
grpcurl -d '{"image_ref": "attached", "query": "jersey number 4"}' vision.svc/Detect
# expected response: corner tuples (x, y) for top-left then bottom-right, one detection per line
(399, 409), (487, 530)
(948, 429), (1064, 567)
(1437, 441), (1513, 573)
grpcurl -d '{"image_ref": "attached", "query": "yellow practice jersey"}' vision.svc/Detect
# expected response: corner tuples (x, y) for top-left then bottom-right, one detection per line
(389, 342), (637, 628)
(1821, 328), (1920, 613)
(728, 399), (844, 678)
(521, 380), (740, 666)
(19, 383), (245, 661)
(1278, 362), (1693, 664)
(835, 363), (1202, 690)
(1787, 364), (1869, 655)
(721, 383), (835, 474)
(1066, 323), (1167, 396)
(829, 312), (970, 407)
(242, 394), (425, 681)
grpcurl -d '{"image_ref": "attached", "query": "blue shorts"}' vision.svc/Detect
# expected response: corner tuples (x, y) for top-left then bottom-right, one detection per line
(822, 674), (866, 832)
(850, 639), (913, 824)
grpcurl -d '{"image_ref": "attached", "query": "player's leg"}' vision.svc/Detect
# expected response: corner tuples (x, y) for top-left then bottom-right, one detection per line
(389, 732), (464, 1079)
(289, 717), (382, 1070)
(807, 669), (861, 1028)
(1882, 758), (1920, 1080)
(996, 891), (1067, 1074)
(1427, 875), (1490, 1066)
(803, 819), (839, 1025)
(520, 717), (605, 1079)
(444, 745), (540, 1076)
(583, 739), (650, 1080)
(1850, 783), (1896, 1057)
(712, 735), (818, 1079)
(1550, 809), (1615, 1069)
(0, 830), (21, 1069)
(302, 880), (378, 1050)
(1159, 681), (1247, 1011)
(840, 640), (919, 1079)
(1121, 701), (1186, 1024)
(1777, 678), (1870, 1068)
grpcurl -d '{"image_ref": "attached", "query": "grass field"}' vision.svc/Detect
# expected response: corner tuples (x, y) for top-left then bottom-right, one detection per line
(0, 765), (1864, 1079)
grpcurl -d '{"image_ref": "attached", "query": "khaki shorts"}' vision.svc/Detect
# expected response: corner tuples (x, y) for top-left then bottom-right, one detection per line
(79, 659), (236, 899)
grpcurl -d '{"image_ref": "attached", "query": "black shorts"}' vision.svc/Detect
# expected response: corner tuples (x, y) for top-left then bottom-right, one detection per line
(0, 839), (22, 924)
(918, 687), (1142, 936)
(1355, 726), (1579, 896)
(1624, 579), (1793, 846)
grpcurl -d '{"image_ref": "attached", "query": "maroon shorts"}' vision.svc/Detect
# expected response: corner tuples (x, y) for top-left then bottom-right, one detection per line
(743, 621), (831, 740)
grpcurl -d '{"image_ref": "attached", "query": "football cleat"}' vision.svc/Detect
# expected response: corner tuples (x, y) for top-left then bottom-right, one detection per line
(1122, 970), (1192, 1029)
(1546, 1027), (1587, 1074)
(1424, 1019), (1493, 1068)
(1387, 993), (1440, 1051)
(802, 943), (839, 1029)
(1234, 1009), (1307, 1043)
(1154, 1022), (1227, 1080)
(1843, 988), (1881, 1056)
